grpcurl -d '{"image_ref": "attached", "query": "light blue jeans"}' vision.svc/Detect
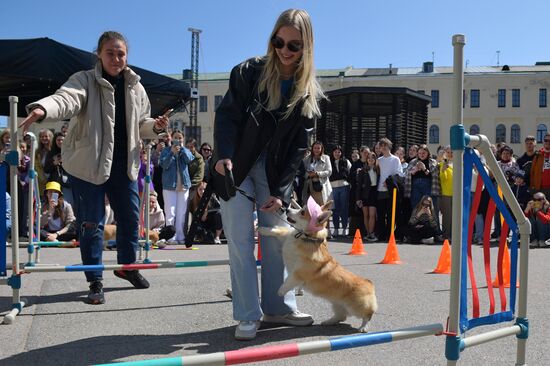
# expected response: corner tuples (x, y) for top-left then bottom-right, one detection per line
(220, 153), (297, 321)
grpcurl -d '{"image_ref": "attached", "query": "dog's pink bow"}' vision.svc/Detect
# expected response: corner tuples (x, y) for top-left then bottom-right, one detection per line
(306, 196), (323, 233)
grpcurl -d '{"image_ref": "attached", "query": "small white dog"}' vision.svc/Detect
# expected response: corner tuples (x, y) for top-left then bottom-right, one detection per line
(259, 197), (378, 332)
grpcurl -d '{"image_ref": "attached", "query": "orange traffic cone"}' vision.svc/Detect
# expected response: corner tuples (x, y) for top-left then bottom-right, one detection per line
(348, 229), (366, 255)
(431, 240), (451, 274)
(380, 233), (402, 264)
(257, 236), (262, 261)
(492, 241), (518, 288)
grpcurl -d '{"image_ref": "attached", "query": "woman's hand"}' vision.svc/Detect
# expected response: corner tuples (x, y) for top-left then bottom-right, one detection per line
(260, 196), (282, 213)
(46, 232), (58, 242)
(171, 144), (181, 155)
(19, 108), (45, 134)
(215, 159), (232, 176)
(356, 200), (363, 208)
(153, 112), (170, 132)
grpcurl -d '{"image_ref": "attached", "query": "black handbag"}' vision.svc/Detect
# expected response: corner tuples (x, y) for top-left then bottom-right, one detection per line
(312, 179), (323, 192)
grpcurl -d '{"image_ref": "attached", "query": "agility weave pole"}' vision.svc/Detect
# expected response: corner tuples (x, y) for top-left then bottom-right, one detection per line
(95, 323), (444, 366)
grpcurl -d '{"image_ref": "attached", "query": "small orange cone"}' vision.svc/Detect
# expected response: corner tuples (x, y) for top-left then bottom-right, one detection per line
(380, 233), (402, 264)
(492, 241), (518, 288)
(348, 229), (366, 255)
(257, 236), (262, 261)
(431, 240), (451, 274)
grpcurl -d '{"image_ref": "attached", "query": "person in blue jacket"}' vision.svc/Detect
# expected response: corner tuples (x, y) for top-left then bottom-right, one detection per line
(160, 129), (194, 244)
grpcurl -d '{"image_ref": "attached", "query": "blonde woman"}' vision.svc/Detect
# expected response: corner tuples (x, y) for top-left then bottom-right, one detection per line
(213, 9), (324, 340)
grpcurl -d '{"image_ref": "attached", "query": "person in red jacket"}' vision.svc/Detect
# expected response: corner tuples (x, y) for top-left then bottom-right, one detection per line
(529, 133), (550, 199)
(524, 191), (550, 248)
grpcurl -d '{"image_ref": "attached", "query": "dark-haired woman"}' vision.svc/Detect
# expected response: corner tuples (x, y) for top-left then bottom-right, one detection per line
(19, 31), (170, 305)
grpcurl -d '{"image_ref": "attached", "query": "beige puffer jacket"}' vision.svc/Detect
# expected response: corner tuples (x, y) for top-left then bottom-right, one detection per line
(27, 63), (158, 185)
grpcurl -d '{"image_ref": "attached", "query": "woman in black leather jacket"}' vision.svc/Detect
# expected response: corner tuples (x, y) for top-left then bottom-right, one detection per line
(212, 9), (325, 341)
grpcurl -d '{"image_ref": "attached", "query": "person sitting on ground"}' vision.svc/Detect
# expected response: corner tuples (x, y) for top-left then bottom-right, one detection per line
(148, 190), (175, 248)
(524, 191), (550, 248)
(188, 181), (223, 244)
(405, 195), (442, 244)
(40, 181), (77, 242)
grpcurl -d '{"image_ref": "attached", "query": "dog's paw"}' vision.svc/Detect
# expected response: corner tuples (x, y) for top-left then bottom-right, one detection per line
(357, 326), (369, 333)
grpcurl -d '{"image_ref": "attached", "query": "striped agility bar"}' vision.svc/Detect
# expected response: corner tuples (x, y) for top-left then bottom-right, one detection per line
(96, 323), (443, 366)
(23, 260), (262, 273)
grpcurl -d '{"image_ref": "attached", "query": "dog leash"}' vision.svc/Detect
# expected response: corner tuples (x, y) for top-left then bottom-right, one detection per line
(224, 166), (322, 242)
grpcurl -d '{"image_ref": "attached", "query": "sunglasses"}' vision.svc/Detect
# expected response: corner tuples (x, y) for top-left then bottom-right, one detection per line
(271, 36), (303, 53)
(201, 148), (212, 152)
(544, 139), (550, 143)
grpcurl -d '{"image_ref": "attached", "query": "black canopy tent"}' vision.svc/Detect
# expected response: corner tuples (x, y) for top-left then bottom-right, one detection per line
(0, 38), (190, 117)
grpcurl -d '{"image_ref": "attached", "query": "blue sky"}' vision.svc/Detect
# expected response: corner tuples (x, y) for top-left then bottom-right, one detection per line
(2, 0), (549, 124)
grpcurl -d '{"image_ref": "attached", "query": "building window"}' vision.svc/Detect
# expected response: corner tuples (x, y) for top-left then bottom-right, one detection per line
(430, 90), (439, 108)
(537, 124), (548, 143)
(540, 88), (547, 108)
(429, 124), (439, 144)
(199, 95), (208, 112)
(496, 124), (506, 143)
(470, 124), (480, 135)
(184, 126), (202, 142)
(214, 95), (223, 110)
(470, 89), (480, 108)
(512, 89), (520, 107)
(510, 124), (521, 144)
(498, 89), (506, 108)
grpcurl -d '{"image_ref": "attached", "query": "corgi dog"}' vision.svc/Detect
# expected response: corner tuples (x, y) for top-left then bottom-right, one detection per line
(259, 197), (377, 333)
(103, 224), (159, 248)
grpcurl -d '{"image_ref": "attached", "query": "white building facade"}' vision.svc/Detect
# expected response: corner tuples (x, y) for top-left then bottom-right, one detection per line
(168, 63), (550, 155)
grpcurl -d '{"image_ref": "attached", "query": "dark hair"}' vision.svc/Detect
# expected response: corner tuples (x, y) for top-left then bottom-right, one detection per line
(186, 138), (197, 147)
(378, 137), (393, 150)
(332, 145), (343, 153)
(96, 31), (128, 54)
(200, 142), (212, 150)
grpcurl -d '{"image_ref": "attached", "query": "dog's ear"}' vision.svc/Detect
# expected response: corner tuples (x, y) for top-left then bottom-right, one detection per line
(316, 210), (332, 225)
(321, 200), (333, 211)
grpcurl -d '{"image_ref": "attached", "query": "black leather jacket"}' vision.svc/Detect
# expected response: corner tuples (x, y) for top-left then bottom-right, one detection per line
(213, 57), (314, 205)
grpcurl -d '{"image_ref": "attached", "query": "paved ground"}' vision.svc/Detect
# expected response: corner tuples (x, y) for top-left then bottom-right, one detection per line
(1, 239), (549, 366)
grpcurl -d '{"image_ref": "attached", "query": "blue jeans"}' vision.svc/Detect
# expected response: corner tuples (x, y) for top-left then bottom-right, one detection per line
(332, 185), (350, 233)
(70, 167), (140, 282)
(530, 216), (550, 241)
(220, 153), (297, 321)
(411, 178), (432, 209)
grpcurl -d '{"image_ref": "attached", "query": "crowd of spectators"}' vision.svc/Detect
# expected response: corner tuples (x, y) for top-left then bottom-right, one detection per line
(3, 125), (550, 249)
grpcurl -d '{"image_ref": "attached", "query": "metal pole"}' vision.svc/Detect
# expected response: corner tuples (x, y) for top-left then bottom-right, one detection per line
(4, 96), (25, 324)
(446, 34), (465, 366)
(143, 145), (152, 263)
(27, 133), (37, 266)
(461, 325), (521, 350)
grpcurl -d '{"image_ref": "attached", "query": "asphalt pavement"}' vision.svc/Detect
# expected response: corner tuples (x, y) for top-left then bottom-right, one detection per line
(1, 239), (549, 366)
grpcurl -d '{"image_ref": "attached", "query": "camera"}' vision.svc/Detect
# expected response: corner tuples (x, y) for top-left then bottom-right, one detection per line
(173, 140), (181, 147)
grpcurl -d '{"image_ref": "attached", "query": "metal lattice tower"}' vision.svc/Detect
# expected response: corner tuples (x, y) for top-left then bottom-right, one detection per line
(188, 27), (202, 139)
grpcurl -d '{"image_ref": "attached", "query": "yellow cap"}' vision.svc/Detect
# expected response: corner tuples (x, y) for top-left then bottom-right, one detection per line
(45, 181), (62, 194)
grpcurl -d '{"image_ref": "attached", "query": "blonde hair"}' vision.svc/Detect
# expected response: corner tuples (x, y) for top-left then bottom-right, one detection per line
(258, 9), (325, 119)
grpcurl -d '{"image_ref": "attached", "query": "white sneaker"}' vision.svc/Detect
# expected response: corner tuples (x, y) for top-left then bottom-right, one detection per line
(155, 239), (167, 249)
(214, 237), (222, 244)
(263, 310), (313, 326)
(545, 239), (550, 248)
(234, 320), (260, 340)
